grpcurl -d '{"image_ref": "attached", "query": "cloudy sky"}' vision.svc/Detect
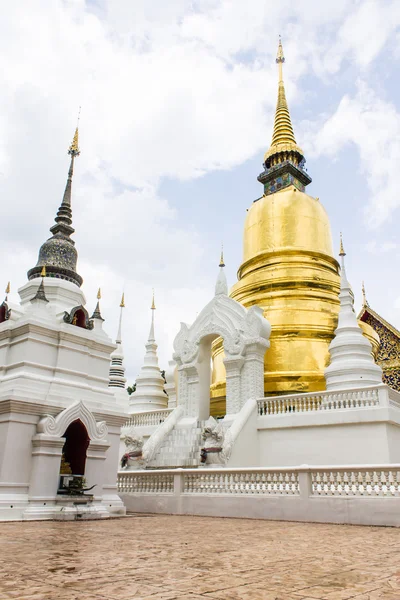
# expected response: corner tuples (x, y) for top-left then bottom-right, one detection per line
(1, 0), (400, 384)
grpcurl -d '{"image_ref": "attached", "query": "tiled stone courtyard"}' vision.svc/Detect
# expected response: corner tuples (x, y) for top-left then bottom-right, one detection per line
(1, 515), (400, 600)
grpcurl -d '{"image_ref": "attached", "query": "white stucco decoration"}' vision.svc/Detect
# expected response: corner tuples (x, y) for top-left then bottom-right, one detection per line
(173, 266), (271, 417)
(37, 400), (108, 441)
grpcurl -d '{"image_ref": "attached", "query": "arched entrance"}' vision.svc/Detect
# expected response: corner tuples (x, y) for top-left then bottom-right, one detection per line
(173, 280), (270, 419)
(62, 419), (90, 475)
(197, 334), (219, 420)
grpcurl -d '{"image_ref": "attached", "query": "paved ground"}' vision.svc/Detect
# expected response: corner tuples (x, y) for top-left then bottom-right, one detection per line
(0, 515), (400, 599)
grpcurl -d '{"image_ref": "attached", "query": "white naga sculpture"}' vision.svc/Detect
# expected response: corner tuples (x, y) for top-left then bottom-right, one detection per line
(120, 428), (145, 470)
(200, 417), (226, 466)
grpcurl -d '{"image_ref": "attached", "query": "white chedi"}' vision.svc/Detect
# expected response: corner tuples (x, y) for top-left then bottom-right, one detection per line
(109, 294), (128, 405)
(129, 293), (167, 413)
(325, 238), (383, 391)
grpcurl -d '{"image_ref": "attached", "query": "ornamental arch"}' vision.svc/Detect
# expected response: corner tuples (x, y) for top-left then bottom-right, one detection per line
(173, 292), (270, 419)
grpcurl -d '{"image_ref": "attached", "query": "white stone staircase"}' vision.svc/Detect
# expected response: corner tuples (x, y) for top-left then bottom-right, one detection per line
(147, 420), (204, 468)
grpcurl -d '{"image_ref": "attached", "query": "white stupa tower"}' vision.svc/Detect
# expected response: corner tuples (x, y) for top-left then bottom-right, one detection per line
(109, 293), (127, 404)
(324, 235), (383, 390)
(129, 291), (168, 413)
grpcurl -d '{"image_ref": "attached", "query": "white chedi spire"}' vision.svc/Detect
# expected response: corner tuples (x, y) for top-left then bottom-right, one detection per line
(129, 291), (168, 413)
(324, 235), (383, 391)
(109, 293), (127, 396)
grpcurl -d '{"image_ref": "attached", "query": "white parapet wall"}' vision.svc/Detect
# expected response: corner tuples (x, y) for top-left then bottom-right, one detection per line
(256, 385), (400, 466)
(118, 465), (400, 527)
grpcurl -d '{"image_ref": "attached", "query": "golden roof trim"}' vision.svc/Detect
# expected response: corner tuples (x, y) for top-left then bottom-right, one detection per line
(358, 305), (400, 340)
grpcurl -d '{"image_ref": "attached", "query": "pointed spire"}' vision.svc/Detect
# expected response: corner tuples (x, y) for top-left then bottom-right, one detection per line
(116, 292), (125, 344)
(27, 122), (83, 287)
(129, 295), (167, 413)
(109, 292), (127, 394)
(339, 232), (345, 257)
(5, 282), (10, 301)
(258, 38), (311, 195)
(91, 288), (104, 321)
(325, 246), (382, 391)
(31, 273), (48, 304)
(149, 290), (156, 342)
(215, 252), (228, 296)
(219, 244), (225, 268)
(362, 281), (369, 308)
(263, 37), (304, 165)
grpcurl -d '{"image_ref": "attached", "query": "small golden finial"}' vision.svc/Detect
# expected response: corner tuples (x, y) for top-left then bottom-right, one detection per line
(276, 35), (285, 63)
(120, 292), (125, 308)
(219, 244), (225, 268)
(151, 289), (156, 310)
(68, 108), (81, 157)
(40, 266), (46, 278)
(5, 282), (10, 295)
(339, 232), (345, 256)
(97, 288), (101, 300)
(362, 281), (369, 307)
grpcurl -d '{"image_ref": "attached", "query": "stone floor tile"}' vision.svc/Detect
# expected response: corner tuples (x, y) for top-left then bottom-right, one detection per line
(1, 516), (400, 599)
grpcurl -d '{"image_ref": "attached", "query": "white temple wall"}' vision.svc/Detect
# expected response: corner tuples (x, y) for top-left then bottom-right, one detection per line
(257, 421), (398, 466)
(0, 416), (36, 485)
(387, 423), (400, 463)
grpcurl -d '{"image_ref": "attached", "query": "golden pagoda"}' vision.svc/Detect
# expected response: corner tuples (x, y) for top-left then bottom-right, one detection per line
(210, 38), (342, 415)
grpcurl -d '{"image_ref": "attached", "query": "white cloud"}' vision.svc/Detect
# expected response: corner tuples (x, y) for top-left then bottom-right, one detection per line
(308, 81), (400, 227)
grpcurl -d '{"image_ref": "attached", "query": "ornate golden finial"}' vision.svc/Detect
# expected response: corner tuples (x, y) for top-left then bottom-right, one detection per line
(40, 266), (46, 278)
(120, 292), (125, 308)
(339, 232), (345, 256)
(151, 289), (156, 310)
(97, 288), (101, 300)
(219, 244), (225, 268)
(5, 282), (10, 295)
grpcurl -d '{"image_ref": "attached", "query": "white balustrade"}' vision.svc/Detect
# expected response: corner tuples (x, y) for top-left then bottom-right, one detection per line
(123, 409), (173, 429)
(117, 465), (400, 526)
(117, 472), (174, 494)
(311, 469), (400, 497)
(257, 386), (381, 416)
(184, 470), (299, 495)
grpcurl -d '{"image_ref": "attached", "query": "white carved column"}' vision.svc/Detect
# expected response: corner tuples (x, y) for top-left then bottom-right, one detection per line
(185, 365), (200, 418)
(242, 342), (268, 406)
(224, 355), (244, 416)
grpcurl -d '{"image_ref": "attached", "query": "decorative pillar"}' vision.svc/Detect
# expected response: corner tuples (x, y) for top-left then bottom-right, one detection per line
(27, 434), (65, 505)
(185, 365), (200, 418)
(84, 440), (110, 500)
(224, 356), (244, 416)
(242, 342), (268, 404)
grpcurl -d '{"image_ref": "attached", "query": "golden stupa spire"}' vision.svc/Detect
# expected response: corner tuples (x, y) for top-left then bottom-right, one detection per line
(120, 292), (125, 308)
(151, 289), (156, 310)
(97, 287), (101, 300)
(339, 232), (345, 256)
(5, 282), (10, 295)
(40, 266), (46, 278)
(219, 244), (225, 268)
(264, 36), (304, 164)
